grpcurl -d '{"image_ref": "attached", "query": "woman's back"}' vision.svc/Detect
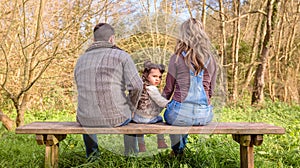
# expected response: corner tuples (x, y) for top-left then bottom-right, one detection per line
(163, 54), (215, 104)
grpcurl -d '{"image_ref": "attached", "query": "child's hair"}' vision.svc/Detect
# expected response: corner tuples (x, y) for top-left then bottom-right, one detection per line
(137, 61), (165, 110)
(142, 61), (165, 82)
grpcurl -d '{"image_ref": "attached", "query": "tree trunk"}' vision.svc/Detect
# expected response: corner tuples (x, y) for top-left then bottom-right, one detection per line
(0, 110), (15, 131)
(271, 0), (286, 101)
(201, 0), (206, 29)
(241, 0), (251, 39)
(252, 0), (280, 105)
(185, 0), (193, 18)
(295, 55), (300, 104)
(231, 0), (241, 102)
(282, 1), (300, 102)
(242, 1), (265, 95)
(218, 0), (226, 66)
(15, 93), (29, 127)
(218, 0), (228, 102)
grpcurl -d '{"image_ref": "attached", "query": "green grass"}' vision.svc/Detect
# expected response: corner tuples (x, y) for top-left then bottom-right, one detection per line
(0, 101), (299, 167)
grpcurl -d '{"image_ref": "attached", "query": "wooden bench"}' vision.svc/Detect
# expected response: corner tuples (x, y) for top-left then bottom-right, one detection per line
(15, 122), (285, 168)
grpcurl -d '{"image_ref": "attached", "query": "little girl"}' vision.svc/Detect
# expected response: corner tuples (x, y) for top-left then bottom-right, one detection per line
(133, 60), (169, 152)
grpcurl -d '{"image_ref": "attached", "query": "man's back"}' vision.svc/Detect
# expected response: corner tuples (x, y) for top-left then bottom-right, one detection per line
(75, 42), (142, 127)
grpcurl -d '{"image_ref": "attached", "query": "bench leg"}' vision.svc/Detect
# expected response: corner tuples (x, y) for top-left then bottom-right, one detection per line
(45, 144), (59, 168)
(36, 134), (66, 168)
(240, 143), (254, 168)
(233, 134), (263, 168)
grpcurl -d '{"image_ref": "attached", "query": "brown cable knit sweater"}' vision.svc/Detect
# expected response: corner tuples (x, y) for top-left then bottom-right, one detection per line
(74, 41), (143, 127)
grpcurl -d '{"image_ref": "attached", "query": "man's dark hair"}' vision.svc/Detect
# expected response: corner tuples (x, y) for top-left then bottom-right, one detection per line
(93, 23), (115, 41)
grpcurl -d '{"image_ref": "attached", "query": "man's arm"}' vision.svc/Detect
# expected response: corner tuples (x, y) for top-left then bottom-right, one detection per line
(123, 55), (143, 110)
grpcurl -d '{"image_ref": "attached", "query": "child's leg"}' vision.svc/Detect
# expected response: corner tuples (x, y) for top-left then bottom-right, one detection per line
(157, 134), (164, 140)
(137, 134), (146, 152)
(124, 134), (138, 156)
(147, 116), (168, 149)
(157, 134), (168, 149)
(137, 134), (145, 144)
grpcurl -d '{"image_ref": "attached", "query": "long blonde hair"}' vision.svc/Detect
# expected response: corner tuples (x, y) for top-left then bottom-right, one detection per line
(175, 18), (213, 75)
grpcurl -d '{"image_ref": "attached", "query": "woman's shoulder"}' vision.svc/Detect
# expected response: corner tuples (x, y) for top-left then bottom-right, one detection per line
(169, 54), (185, 64)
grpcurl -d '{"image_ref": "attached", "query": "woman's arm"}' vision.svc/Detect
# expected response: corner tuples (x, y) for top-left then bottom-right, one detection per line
(162, 55), (177, 100)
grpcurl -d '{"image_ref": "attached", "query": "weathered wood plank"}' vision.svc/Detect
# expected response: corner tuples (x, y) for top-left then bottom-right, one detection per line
(45, 146), (52, 168)
(51, 145), (58, 168)
(252, 135), (263, 146)
(41, 135), (65, 168)
(232, 134), (264, 168)
(240, 144), (254, 168)
(16, 122), (285, 135)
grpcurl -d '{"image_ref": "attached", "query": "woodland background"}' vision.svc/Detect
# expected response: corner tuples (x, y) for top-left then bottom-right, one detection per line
(0, 0), (299, 131)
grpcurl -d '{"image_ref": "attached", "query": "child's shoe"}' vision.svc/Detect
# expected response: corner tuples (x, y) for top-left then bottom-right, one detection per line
(138, 143), (146, 152)
(157, 139), (168, 149)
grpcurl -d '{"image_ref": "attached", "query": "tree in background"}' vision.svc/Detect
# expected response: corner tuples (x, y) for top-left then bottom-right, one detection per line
(251, 0), (280, 105)
(0, 0), (127, 130)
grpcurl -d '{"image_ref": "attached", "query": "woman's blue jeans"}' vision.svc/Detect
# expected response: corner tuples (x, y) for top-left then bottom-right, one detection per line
(164, 99), (213, 154)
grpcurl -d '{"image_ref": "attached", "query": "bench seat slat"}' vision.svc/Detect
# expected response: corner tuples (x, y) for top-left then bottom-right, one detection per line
(15, 122), (285, 135)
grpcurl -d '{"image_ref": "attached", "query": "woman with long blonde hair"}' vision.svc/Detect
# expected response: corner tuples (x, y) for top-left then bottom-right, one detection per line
(163, 18), (218, 156)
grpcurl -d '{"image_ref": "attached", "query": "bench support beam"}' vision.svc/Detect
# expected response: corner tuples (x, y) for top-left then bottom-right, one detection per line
(232, 134), (263, 168)
(36, 134), (66, 168)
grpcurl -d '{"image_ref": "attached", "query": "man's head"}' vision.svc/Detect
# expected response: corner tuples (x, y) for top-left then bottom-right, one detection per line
(93, 23), (115, 43)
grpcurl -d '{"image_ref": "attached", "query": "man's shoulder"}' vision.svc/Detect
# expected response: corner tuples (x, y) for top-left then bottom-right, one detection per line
(110, 49), (135, 64)
(111, 48), (130, 57)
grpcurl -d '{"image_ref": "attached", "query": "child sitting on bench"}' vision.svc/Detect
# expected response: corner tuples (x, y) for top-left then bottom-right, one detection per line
(133, 60), (169, 152)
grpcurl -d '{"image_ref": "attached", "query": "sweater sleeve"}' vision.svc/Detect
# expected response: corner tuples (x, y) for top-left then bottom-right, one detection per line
(146, 86), (169, 108)
(123, 53), (143, 110)
(162, 54), (176, 100)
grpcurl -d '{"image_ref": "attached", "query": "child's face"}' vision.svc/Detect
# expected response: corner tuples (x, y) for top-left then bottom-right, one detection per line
(147, 69), (162, 86)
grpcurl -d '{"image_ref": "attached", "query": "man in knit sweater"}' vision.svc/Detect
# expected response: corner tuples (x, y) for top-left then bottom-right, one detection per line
(74, 23), (143, 158)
